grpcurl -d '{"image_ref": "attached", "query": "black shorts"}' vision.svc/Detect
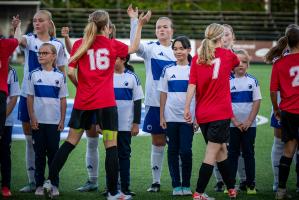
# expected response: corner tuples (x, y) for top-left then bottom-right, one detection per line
(68, 106), (118, 131)
(281, 111), (299, 143)
(0, 91), (7, 137)
(199, 119), (230, 144)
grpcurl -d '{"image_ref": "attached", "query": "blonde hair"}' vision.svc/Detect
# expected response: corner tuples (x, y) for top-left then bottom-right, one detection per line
(34, 10), (56, 37)
(109, 21), (116, 39)
(197, 23), (224, 65)
(234, 49), (250, 65)
(69, 10), (109, 63)
(39, 43), (57, 66)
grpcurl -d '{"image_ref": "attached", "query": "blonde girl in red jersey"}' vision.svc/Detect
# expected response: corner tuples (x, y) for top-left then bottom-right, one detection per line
(268, 26), (299, 200)
(43, 9), (150, 200)
(184, 23), (239, 200)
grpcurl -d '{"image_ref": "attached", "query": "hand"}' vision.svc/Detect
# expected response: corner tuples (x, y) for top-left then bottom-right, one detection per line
(184, 108), (192, 124)
(127, 4), (138, 19)
(11, 15), (21, 28)
(232, 119), (243, 132)
(131, 123), (139, 136)
(274, 109), (281, 122)
(138, 10), (152, 26)
(57, 120), (64, 131)
(31, 116), (39, 130)
(61, 27), (70, 38)
(160, 116), (167, 129)
(241, 119), (252, 131)
(96, 124), (102, 135)
(193, 120), (199, 132)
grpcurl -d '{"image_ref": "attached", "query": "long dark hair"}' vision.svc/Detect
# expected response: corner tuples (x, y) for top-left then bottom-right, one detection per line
(172, 35), (192, 64)
(123, 54), (134, 72)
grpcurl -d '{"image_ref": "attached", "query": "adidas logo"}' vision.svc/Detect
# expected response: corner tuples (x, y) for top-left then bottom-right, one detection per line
(170, 74), (176, 79)
(87, 165), (93, 169)
(152, 166), (159, 171)
(37, 79), (42, 83)
(231, 86), (236, 90)
(158, 51), (164, 56)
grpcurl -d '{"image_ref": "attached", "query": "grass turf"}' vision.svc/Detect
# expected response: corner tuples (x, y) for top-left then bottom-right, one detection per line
(8, 63), (298, 199)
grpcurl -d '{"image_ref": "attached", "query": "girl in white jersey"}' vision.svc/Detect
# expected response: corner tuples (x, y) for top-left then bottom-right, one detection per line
(158, 36), (195, 196)
(128, 5), (176, 192)
(18, 10), (67, 193)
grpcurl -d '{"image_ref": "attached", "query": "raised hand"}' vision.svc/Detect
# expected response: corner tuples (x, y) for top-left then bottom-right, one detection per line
(61, 27), (70, 38)
(138, 10), (152, 26)
(127, 4), (138, 19)
(11, 15), (21, 28)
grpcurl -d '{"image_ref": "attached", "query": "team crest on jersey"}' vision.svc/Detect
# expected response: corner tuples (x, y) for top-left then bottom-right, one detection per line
(248, 84), (252, 89)
(55, 80), (59, 85)
(124, 81), (129, 86)
(37, 79), (42, 83)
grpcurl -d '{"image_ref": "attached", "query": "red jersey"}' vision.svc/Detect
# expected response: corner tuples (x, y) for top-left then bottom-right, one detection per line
(270, 53), (299, 114)
(0, 38), (18, 96)
(189, 48), (239, 124)
(69, 36), (128, 110)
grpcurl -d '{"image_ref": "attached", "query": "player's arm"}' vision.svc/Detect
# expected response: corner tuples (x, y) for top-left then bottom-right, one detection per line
(231, 116), (243, 132)
(128, 10), (151, 54)
(27, 95), (38, 130)
(160, 92), (167, 129)
(61, 27), (72, 54)
(6, 96), (18, 117)
(68, 67), (78, 87)
(242, 99), (261, 131)
(270, 91), (280, 121)
(184, 84), (196, 123)
(131, 99), (142, 136)
(270, 64), (280, 121)
(58, 97), (67, 131)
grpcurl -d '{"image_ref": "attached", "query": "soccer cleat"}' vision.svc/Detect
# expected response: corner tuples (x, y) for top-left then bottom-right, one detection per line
(214, 181), (225, 192)
(106, 192), (132, 200)
(238, 181), (247, 191)
(52, 186), (60, 197)
(19, 182), (36, 193)
(228, 188), (237, 199)
(192, 192), (215, 200)
(172, 187), (183, 196)
(75, 180), (98, 192)
(182, 187), (192, 196)
(43, 180), (53, 199)
(247, 185), (257, 195)
(273, 184), (278, 192)
(147, 182), (160, 192)
(275, 188), (292, 200)
(223, 188), (228, 194)
(122, 190), (136, 196)
(1, 187), (12, 197)
(35, 186), (44, 196)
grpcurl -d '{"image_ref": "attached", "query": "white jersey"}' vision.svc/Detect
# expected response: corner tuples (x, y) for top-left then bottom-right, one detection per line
(21, 33), (68, 97)
(230, 73), (262, 127)
(158, 64), (195, 122)
(114, 69), (144, 131)
(130, 19), (176, 107)
(27, 67), (67, 124)
(6, 67), (20, 126)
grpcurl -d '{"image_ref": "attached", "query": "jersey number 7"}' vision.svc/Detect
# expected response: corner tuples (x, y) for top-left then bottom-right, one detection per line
(212, 58), (221, 79)
(88, 48), (110, 70)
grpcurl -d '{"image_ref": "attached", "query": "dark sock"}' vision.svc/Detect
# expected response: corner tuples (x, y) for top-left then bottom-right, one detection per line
(278, 156), (292, 189)
(196, 163), (214, 193)
(217, 159), (235, 189)
(48, 141), (75, 181)
(106, 146), (119, 196)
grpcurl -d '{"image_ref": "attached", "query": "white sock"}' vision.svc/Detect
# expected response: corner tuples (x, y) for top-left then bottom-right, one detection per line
(86, 136), (99, 183)
(213, 166), (223, 182)
(271, 137), (284, 187)
(25, 135), (35, 184)
(151, 145), (165, 184)
(237, 153), (246, 183)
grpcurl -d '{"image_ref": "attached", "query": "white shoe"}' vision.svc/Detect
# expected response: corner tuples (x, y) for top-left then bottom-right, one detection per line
(19, 182), (36, 193)
(43, 180), (53, 199)
(35, 186), (44, 196)
(52, 186), (60, 197)
(182, 187), (192, 195)
(107, 192), (132, 200)
(172, 187), (183, 196)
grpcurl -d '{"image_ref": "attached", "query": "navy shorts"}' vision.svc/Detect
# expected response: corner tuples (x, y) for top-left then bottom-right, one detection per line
(17, 96), (30, 122)
(142, 106), (165, 134)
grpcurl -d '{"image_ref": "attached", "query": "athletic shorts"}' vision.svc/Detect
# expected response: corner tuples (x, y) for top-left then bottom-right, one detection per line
(17, 96), (30, 122)
(281, 111), (299, 143)
(68, 106), (118, 131)
(0, 91), (7, 137)
(199, 119), (230, 144)
(142, 106), (165, 134)
(271, 113), (281, 129)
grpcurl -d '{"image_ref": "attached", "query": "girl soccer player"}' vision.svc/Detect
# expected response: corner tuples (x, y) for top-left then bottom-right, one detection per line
(43, 9), (150, 200)
(158, 36), (194, 196)
(18, 10), (68, 193)
(184, 23), (239, 200)
(128, 5), (176, 192)
(268, 26), (299, 200)
(228, 49), (261, 194)
(114, 55), (143, 196)
(27, 43), (67, 197)
(1, 66), (20, 197)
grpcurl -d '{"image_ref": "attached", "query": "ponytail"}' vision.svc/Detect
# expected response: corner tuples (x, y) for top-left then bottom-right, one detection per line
(69, 22), (97, 63)
(124, 54), (134, 72)
(265, 36), (288, 63)
(49, 20), (56, 37)
(187, 54), (192, 64)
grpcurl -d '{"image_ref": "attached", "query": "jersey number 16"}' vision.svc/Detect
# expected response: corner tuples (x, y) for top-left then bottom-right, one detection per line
(88, 48), (110, 70)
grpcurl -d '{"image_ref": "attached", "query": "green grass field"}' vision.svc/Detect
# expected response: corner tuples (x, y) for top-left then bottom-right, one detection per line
(9, 63), (298, 200)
